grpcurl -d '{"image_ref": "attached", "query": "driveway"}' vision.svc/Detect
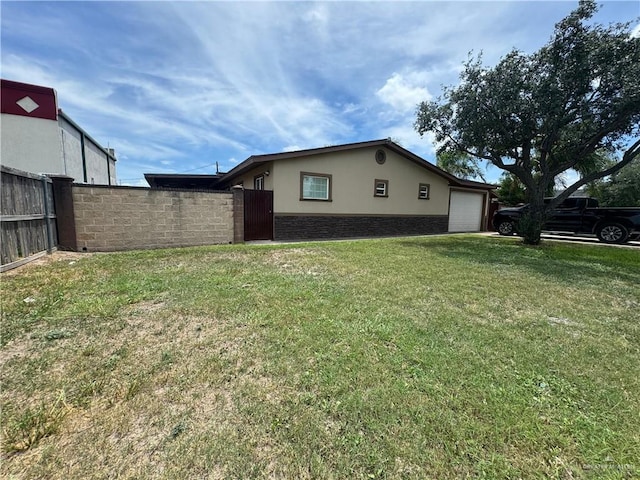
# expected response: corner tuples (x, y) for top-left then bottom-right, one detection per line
(487, 232), (640, 248)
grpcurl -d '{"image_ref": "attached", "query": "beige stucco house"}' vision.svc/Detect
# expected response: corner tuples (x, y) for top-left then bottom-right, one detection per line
(197, 139), (494, 241)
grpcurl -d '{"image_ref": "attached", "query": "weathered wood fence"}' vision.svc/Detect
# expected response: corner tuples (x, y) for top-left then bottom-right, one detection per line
(1, 165), (57, 272)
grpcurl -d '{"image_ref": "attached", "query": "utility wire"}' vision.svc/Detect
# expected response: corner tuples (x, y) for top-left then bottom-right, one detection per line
(178, 162), (219, 173)
(118, 162), (220, 184)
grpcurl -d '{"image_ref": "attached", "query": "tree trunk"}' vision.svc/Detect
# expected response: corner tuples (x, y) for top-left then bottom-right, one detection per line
(518, 201), (546, 245)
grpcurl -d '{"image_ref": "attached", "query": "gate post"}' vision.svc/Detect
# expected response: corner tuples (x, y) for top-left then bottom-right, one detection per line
(41, 176), (55, 253)
(232, 185), (244, 244)
(49, 175), (78, 251)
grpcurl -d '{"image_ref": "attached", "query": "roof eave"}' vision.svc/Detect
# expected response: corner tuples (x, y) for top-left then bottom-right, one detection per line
(219, 139), (394, 183)
(218, 138), (496, 191)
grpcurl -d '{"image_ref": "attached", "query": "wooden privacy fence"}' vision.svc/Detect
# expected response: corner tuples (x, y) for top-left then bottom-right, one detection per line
(1, 165), (57, 272)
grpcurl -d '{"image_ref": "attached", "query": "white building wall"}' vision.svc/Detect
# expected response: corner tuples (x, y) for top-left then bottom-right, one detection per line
(0, 113), (64, 175)
(59, 117), (85, 182)
(58, 114), (116, 185)
(1, 80), (117, 185)
(108, 158), (117, 185)
(85, 140), (110, 184)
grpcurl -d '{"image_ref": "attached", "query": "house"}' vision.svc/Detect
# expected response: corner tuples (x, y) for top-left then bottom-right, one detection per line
(147, 139), (495, 241)
(0, 79), (117, 184)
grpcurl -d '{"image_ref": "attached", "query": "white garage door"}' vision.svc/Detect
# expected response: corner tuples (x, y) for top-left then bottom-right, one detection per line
(448, 191), (485, 232)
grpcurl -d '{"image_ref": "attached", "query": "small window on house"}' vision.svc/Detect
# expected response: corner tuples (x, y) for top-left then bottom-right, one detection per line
(254, 175), (264, 190)
(301, 172), (331, 201)
(374, 179), (389, 197)
(418, 183), (430, 199)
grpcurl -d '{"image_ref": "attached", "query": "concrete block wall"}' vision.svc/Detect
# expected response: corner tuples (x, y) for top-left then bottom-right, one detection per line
(71, 185), (235, 252)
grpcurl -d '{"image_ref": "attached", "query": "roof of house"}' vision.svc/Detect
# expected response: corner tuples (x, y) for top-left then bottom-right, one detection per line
(218, 139), (496, 190)
(144, 173), (224, 189)
(144, 139), (496, 190)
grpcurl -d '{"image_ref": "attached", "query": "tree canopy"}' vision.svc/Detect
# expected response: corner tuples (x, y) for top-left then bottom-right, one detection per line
(496, 173), (527, 206)
(587, 160), (640, 206)
(415, 0), (640, 244)
(436, 151), (486, 182)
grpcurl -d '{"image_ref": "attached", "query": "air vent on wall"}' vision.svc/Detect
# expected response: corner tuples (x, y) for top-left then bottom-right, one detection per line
(375, 149), (386, 165)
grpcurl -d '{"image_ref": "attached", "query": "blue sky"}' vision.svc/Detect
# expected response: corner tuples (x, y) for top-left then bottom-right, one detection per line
(2, 1), (639, 186)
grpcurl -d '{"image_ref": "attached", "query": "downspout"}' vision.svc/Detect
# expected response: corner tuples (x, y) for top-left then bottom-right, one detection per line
(106, 151), (111, 185)
(61, 130), (68, 175)
(80, 132), (88, 183)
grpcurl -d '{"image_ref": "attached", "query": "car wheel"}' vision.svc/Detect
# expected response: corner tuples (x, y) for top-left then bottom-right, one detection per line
(596, 222), (629, 244)
(497, 220), (516, 236)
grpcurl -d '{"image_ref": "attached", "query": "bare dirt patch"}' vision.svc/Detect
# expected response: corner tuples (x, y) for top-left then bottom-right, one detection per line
(0, 335), (37, 365)
(1, 251), (93, 277)
(264, 248), (329, 276)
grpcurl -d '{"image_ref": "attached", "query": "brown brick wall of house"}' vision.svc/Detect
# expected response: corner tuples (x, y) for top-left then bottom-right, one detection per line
(72, 186), (234, 252)
(274, 215), (449, 241)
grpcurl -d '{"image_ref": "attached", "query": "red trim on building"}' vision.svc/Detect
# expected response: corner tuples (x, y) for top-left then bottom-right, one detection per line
(1, 79), (58, 121)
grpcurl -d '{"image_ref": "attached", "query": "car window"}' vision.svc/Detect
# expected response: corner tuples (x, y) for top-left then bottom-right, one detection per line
(557, 199), (579, 209)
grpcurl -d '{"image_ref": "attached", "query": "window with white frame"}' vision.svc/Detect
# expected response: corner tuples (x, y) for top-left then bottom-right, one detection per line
(374, 179), (389, 197)
(301, 173), (331, 201)
(254, 174), (264, 190)
(418, 183), (430, 199)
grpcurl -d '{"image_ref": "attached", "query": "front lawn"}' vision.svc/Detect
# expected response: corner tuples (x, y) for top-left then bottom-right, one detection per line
(1, 235), (638, 479)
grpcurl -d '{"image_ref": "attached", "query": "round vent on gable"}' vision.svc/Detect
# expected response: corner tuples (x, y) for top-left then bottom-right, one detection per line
(375, 149), (387, 165)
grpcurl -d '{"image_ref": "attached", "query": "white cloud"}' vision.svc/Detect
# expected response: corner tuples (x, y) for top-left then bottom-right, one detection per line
(631, 23), (640, 38)
(303, 5), (329, 30)
(110, 140), (184, 164)
(376, 71), (432, 113)
(283, 145), (303, 153)
(341, 103), (362, 115)
(383, 124), (436, 160)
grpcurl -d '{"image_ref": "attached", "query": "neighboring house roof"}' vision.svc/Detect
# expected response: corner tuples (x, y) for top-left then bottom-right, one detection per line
(218, 139), (496, 190)
(144, 173), (224, 189)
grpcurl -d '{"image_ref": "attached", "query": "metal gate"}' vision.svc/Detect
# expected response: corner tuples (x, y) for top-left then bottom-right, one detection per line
(244, 190), (274, 241)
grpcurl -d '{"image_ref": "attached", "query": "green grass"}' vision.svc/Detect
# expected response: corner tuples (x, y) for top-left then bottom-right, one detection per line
(1, 235), (638, 479)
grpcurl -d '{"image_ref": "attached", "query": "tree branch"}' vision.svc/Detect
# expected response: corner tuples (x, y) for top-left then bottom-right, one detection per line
(557, 138), (640, 199)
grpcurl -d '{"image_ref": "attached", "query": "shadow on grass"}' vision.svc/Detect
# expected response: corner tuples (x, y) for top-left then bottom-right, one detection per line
(398, 237), (640, 285)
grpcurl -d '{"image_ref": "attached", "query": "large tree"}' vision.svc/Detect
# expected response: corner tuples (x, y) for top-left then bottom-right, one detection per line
(415, 0), (640, 244)
(436, 150), (486, 182)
